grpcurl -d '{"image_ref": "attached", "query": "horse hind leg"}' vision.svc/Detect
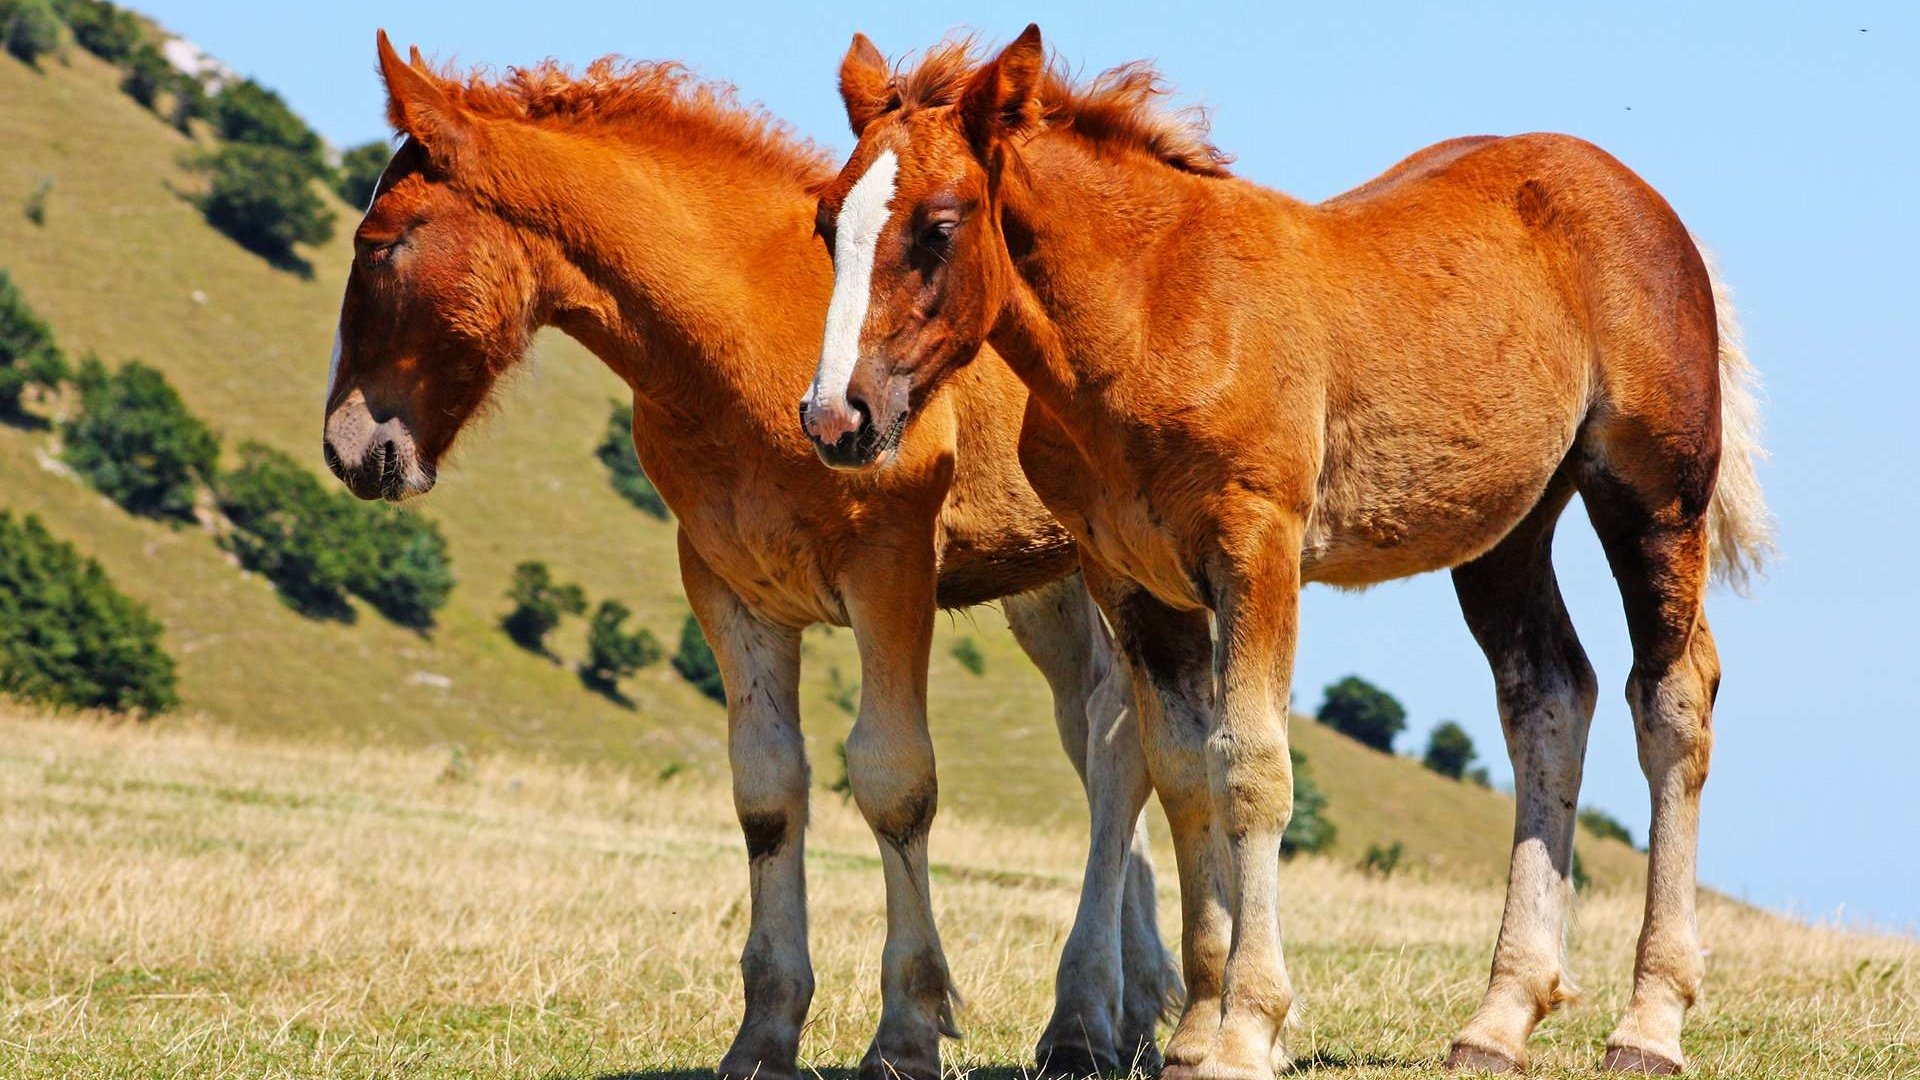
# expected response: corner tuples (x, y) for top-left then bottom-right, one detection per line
(1580, 449), (1719, 1075)
(1003, 573), (1178, 1077)
(1445, 477), (1598, 1074)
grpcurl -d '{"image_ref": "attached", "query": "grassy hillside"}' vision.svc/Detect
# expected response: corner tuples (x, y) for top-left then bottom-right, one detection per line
(2, 705), (1912, 1080)
(0, 35), (1645, 888)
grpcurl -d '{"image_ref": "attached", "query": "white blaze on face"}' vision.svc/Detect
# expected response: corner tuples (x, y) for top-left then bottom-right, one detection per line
(327, 150), (399, 406)
(807, 149), (899, 427)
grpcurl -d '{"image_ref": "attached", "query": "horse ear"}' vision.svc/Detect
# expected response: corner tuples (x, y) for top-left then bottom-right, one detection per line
(376, 29), (467, 158)
(961, 24), (1045, 154)
(839, 33), (894, 137)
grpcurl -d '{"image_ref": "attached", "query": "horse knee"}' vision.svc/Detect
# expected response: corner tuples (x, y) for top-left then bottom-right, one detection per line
(1627, 659), (1715, 791)
(846, 727), (937, 846)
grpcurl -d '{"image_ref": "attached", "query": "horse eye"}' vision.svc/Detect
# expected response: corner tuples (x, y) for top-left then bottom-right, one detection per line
(917, 220), (957, 254)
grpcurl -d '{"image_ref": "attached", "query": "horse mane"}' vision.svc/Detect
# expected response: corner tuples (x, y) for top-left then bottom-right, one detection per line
(422, 56), (833, 185)
(892, 37), (1233, 177)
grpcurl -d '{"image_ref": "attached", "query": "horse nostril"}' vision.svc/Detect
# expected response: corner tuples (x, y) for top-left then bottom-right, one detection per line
(846, 395), (873, 437)
(322, 441), (345, 480)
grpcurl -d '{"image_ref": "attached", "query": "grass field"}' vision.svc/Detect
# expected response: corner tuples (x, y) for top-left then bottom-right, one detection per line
(1, 704), (1913, 1080)
(0, 31), (1662, 891)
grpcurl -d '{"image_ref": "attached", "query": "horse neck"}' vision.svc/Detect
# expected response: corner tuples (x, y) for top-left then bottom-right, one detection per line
(511, 125), (830, 436)
(992, 139), (1290, 419)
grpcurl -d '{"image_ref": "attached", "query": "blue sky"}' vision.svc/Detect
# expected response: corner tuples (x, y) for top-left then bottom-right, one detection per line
(139, 1), (1918, 928)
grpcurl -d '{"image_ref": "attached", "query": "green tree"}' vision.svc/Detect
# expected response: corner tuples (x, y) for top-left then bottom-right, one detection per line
(217, 442), (356, 618)
(501, 560), (586, 654)
(579, 600), (662, 694)
(1315, 675), (1407, 753)
(196, 144), (335, 264)
(0, 511), (177, 713)
(2, 0), (62, 66)
(334, 139), (392, 208)
(1282, 748), (1336, 856)
(169, 70), (208, 133)
(61, 0), (139, 62)
(596, 402), (670, 519)
(120, 40), (168, 109)
(949, 636), (985, 676)
(672, 613), (725, 703)
(1422, 719), (1478, 780)
(345, 505), (454, 629)
(1578, 806), (1635, 849)
(0, 268), (67, 417)
(211, 78), (324, 170)
(64, 358), (219, 521)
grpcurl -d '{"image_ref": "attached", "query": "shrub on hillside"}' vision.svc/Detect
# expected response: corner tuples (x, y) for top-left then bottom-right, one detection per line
(1422, 719), (1478, 780)
(335, 139), (393, 208)
(1283, 748), (1336, 856)
(579, 600), (662, 695)
(0, 269), (67, 417)
(1578, 806), (1635, 849)
(169, 70), (207, 133)
(949, 636), (985, 676)
(1315, 675), (1407, 753)
(501, 561), (587, 654)
(64, 358), (218, 521)
(344, 505), (454, 629)
(596, 402), (670, 519)
(196, 144), (335, 264)
(218, 442), (355, 618)
(211, 78), (324, 169)
(672, 613), (725, 704)
(61, 0), (139, 63)
(0, 511), (177, 713)
(120, 40), (167, 109)
(2, 0), (62, 66)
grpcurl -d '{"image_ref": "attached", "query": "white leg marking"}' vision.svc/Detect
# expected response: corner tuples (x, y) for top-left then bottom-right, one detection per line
(808, 149), (899, 415)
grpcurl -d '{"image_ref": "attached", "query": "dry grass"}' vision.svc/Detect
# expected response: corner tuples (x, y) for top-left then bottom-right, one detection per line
(0, 705), (1912, 1079)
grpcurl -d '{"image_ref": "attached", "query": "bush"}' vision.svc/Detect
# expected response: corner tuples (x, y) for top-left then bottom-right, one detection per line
(24, 176), (53, 225)
(334, 139), (392, 208)
(345, 505), (453, 628)
(1578, 806), (1635, 849)
(64, 358), (218, 521)
(169, 71), (207, 133)
(1315, 675), (1406, 753)
(1466, 766), (1492, 789)
(1361, 840), (1404, 878)
(218, 442), (454, 626)
(120, 40), (167, 109)
(579, 600), (662, 692)
(949, 636), (985, 676)
(62, 0), (139, 63)
(826, 666), (858, 715)
(218, 442), (355, 617)
(196, 144), (335, 263)
(1422, 719), (1478, 780)
(1283, 748), (1336, 856)
(501, 560), (586, 653)
(3, 0), (62, 66)
(211, 78), (324, 169)
(0, 511), (177, 713)
(672, 612), (725, 703)
(596, 402), (670, 519)
(0, 268), (67, 416)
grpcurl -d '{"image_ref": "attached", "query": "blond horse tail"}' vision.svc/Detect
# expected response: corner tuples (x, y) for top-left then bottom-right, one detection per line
(1695, 240), (1777, 592)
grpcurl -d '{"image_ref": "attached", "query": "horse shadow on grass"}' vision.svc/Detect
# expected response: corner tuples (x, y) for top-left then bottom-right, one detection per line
(576, 1061), (1425, 1080)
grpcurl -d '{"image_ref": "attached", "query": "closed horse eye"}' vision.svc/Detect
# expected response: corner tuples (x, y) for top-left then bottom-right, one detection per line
(915, 220), (956, 256)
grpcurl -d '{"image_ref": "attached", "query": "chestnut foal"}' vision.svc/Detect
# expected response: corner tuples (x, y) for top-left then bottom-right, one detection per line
(804, 28), (1774, 1079)
(323, 33), (1182, 1080)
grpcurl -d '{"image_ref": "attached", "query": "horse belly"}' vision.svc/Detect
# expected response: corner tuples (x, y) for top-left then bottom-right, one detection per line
(1303, 411), (1575, 587)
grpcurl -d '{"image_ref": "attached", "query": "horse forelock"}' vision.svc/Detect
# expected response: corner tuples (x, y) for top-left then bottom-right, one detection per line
(886, 35), (1232, 177)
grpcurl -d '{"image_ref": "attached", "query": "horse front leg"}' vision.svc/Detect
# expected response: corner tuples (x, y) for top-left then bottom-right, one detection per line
(843, 550), (954, 1080)
(682, 539), (813, 1080)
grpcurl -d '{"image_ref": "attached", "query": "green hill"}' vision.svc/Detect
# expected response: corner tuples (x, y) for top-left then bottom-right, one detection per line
(0, 30), (1643, 889)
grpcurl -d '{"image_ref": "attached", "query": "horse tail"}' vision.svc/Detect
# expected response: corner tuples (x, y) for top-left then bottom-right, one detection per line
(1695, 239), (1777, 592)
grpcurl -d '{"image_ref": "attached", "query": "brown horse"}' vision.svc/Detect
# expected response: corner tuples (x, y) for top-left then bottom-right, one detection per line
(804, 27), (1774, 1078)
(322, 32), (1186, 1080)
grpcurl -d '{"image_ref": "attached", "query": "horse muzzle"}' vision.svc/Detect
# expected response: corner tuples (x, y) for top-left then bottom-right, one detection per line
(323, 390), (435, 501)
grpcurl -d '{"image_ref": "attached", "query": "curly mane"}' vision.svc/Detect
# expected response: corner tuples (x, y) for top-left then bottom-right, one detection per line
(889, 37), (1233, 177)
(421, 56), (833, 184)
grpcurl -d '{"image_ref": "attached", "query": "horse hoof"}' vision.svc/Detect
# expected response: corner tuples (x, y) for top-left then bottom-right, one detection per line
(1602, 1045), (1684, 1075)
(1121, 1035), (1165, 1075)
(1036, 1041), (1119, 1078)
(1445, 1043), (1524, 1074)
